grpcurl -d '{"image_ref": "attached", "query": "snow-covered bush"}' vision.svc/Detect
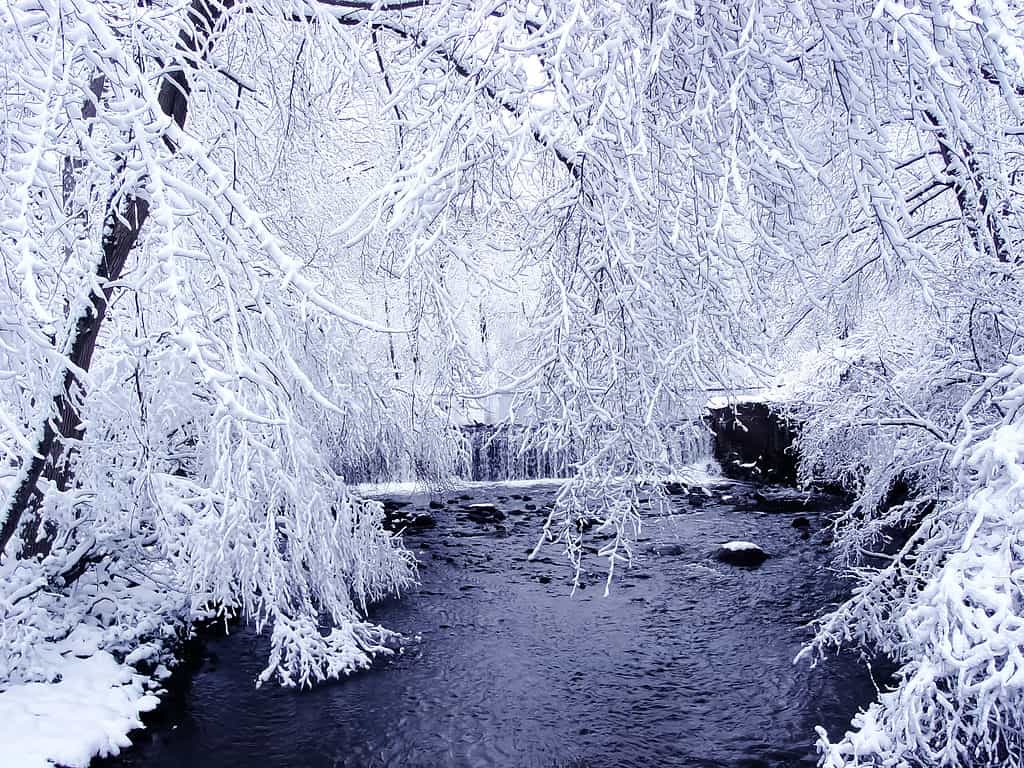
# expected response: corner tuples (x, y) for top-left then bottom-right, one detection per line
(804, 357), (1024, 767)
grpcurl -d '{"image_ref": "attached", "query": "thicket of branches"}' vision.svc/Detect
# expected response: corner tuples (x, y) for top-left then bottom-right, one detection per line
(1, 1), (1023, 764)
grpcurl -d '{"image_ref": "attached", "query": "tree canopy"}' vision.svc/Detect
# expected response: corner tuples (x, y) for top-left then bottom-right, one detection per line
(1, 1), (1023, 765)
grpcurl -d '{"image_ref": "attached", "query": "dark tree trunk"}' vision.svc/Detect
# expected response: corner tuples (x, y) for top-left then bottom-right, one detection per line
(0, 0), (231, 559)
(926, 110), (1011, 265)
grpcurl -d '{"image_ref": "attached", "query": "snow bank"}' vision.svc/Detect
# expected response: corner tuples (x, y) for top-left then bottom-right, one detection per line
(355, 476), (566, 497)
(656, 462), (723, 487)
(811, 360), (1024, 766)
(0, 626), (159, 768)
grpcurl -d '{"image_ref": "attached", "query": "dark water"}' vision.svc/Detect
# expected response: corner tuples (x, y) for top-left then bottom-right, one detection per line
(103, 480), (876, 768)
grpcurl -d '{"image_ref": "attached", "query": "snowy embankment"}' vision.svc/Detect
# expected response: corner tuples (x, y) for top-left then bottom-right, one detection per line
(0, 626), (160, 768)
(813, 407), (1024, 767)
(0, 543), (191, 768)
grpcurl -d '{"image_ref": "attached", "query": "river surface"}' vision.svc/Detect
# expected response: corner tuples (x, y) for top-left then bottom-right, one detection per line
(102, 478), (877, 768)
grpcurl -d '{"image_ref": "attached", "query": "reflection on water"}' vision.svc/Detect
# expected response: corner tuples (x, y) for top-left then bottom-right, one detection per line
(102, 480), (875, 768)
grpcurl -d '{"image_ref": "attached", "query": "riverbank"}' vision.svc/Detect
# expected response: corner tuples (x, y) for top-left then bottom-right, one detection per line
(0, 627), (159, 768)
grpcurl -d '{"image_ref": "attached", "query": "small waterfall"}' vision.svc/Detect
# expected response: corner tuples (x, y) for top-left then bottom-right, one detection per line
(663, 422), (712, 470)
(463, 422), (712, 482)
(464, 425), (577, 482)
(338, 423), (713, 484)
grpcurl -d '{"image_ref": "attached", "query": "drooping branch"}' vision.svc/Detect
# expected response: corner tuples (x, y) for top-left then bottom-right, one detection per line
(316, 7), (583, 180)
(3, 0), (581, 559)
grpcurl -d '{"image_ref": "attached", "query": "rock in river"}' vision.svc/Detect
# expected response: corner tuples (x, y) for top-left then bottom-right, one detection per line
(463, 503), (506, 524)
(652, 542), (685, 557)
(716, 541), (769, 567)
(751, 489), (832, 513)
(381, 503), (436, 532)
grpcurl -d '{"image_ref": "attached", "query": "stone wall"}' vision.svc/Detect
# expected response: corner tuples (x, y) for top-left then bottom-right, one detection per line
(707, 402), (799, 485)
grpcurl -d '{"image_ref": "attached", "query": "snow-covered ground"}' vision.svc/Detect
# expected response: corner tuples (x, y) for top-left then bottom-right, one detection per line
(0, 546), (192, 768)
(0, 626), (161, 768)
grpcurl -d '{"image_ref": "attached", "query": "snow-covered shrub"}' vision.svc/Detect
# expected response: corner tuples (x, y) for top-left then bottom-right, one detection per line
(806, 357), (1024, 767)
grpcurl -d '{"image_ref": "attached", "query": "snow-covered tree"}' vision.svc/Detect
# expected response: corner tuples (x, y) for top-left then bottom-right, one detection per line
(2, 0), (1024, 764)
(764, 3), (1024, 765)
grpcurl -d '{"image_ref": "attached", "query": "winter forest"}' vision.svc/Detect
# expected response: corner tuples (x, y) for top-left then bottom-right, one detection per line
(0, 0), (1023, 766)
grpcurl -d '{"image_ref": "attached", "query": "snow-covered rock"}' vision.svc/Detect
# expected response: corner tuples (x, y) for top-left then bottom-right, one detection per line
(462, 503), (506, 523)
(715, 541), (769, 567)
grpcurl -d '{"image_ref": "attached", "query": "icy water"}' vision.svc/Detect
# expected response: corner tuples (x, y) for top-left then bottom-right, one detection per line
(102, 479), (878, 768)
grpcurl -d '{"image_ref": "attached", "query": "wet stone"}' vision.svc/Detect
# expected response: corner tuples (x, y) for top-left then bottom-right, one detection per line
(382, 504), (435, 532)
(716, 542), (769, 568)
(462, 503), (506, 524)
(652, 543), (685, 557)
(380, 499), (411, 515)
(751, 489), (833, 513)
(687, 489), (710, 505)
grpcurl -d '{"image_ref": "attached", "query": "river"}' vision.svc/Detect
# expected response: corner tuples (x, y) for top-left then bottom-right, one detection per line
(100, 478), (877, 768)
